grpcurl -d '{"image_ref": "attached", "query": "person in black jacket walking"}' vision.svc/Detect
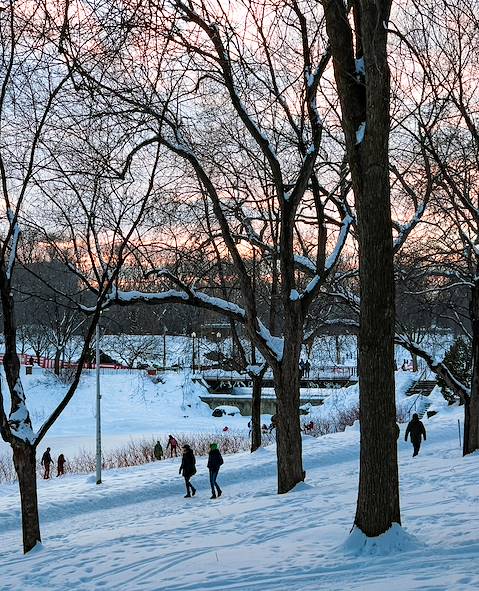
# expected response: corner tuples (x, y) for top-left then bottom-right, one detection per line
(207, 443), (224, 499)
(405, 413), (427, 457)
(179, 444), (196, 498)
(41, 447), (53, 479)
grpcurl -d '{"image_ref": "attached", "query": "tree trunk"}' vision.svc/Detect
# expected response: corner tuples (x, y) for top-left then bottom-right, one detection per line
(250, 375), (262, 452)
(323, 0), (400, 536)
(412, 353), (418, 372)
(466, 282), (479, 455)
(353, 0), (400, 533)
(12, 443), (41, 553)
(463, 396), (471, 455)
(273, 367), (304, 493)
(54, 349), (61, 375)
(272, 319), (304, 493)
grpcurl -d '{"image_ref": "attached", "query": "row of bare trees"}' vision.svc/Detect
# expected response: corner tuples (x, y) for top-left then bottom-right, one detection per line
(1, 0), (478, 555)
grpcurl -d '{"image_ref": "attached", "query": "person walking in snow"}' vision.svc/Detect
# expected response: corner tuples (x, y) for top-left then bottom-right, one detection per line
(166, 435), (178, 458)
(41, 447), (53, 479)
(405, 413), (427, 457)
(304, 359), (311, 378)
(153, 441), (164, 460)
(179, 444), (197, 498)
(207, 443), (224, 499)
(56, 453), (66, 477)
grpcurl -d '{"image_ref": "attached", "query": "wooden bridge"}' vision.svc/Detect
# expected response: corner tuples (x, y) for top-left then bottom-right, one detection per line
(195, 367), (357, 415)
(194, 367), (357, 395)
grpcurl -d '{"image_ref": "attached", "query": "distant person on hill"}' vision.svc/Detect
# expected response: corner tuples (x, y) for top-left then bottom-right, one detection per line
(153, 441), (164, 461)
(166, 435), (178, 458)
(299, 359), (305, 378)
(207, 443), (224, 499)
(56, 454), (66, 477)
(304, 359), (311, 378)
(41, 447), (53, 479)
(304, 420), (314, 433)
(179, 444), (196, 498)
(405, 413), (427, 457)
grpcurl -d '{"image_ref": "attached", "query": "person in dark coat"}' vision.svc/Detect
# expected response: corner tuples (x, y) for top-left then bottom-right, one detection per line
(41, 447), (53, 479)
(304, 359), (311, 378)
(207, 443), (224, 499)
(153, 441), (163, 460)
(405, 413), (427, 457)
(179, 444), (196, 498)
(56, 454), (66, 477)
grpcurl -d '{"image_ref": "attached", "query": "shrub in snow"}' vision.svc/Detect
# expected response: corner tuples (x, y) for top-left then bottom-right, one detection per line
(436, 336), (471, 403)
(0, 453), (16, 483)
(0, 431), (276, 483)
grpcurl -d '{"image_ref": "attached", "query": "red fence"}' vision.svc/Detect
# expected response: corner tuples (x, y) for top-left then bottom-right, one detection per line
(0, 354), (127, 370)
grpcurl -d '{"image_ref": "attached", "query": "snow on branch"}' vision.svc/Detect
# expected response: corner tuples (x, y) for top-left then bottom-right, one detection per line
(300, 214), (353, 300)
(90, 285), (248, 326)
(326, 287), (361, 313)
(256, 320), (284, 362)
(393, 199), (427, 253)
(325, 214), (353, 272)
(294, 254), (317, 275)
(407, 267), (473, 289)
(8, 380), (35, 444)
(5, 209), (21, 280)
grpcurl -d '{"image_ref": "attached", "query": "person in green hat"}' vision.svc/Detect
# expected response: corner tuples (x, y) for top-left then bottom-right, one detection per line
(207, 442), (224, 499)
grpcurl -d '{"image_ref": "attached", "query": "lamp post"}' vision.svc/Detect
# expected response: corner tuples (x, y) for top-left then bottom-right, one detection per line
(216, 332), (222, 373)
(191, 331), (196, 373)
(95, 322), (102, 485)
(163, 326), (167, 371)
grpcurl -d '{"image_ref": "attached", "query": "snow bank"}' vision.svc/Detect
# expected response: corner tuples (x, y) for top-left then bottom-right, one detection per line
(341, 523), (421, 556)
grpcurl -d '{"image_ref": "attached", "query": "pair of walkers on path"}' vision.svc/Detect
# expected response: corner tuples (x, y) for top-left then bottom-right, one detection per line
(40, 447), (66, 479)
(179, 443), (224, 499)
(153, 435), (178, 461)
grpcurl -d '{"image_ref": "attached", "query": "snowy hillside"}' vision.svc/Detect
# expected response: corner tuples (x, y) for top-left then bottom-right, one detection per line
(0, 369), (251, 459)
(1, 402), (477, 590)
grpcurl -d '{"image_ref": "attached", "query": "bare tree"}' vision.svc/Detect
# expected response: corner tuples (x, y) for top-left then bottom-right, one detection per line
(59, 0), (353, 493)
(104, 334), (161, 369)
(389, 0), (479, 454)
(0, 1), (162, 553)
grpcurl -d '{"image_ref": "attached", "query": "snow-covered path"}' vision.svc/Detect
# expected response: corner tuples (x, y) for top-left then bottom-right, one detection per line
(1, 408), (479, 591)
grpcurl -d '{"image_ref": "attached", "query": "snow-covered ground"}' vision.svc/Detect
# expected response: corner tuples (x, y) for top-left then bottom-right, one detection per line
(0, 404), (477, 590)
(0, 368), (253, 458)
(1, 367), (478, 590)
